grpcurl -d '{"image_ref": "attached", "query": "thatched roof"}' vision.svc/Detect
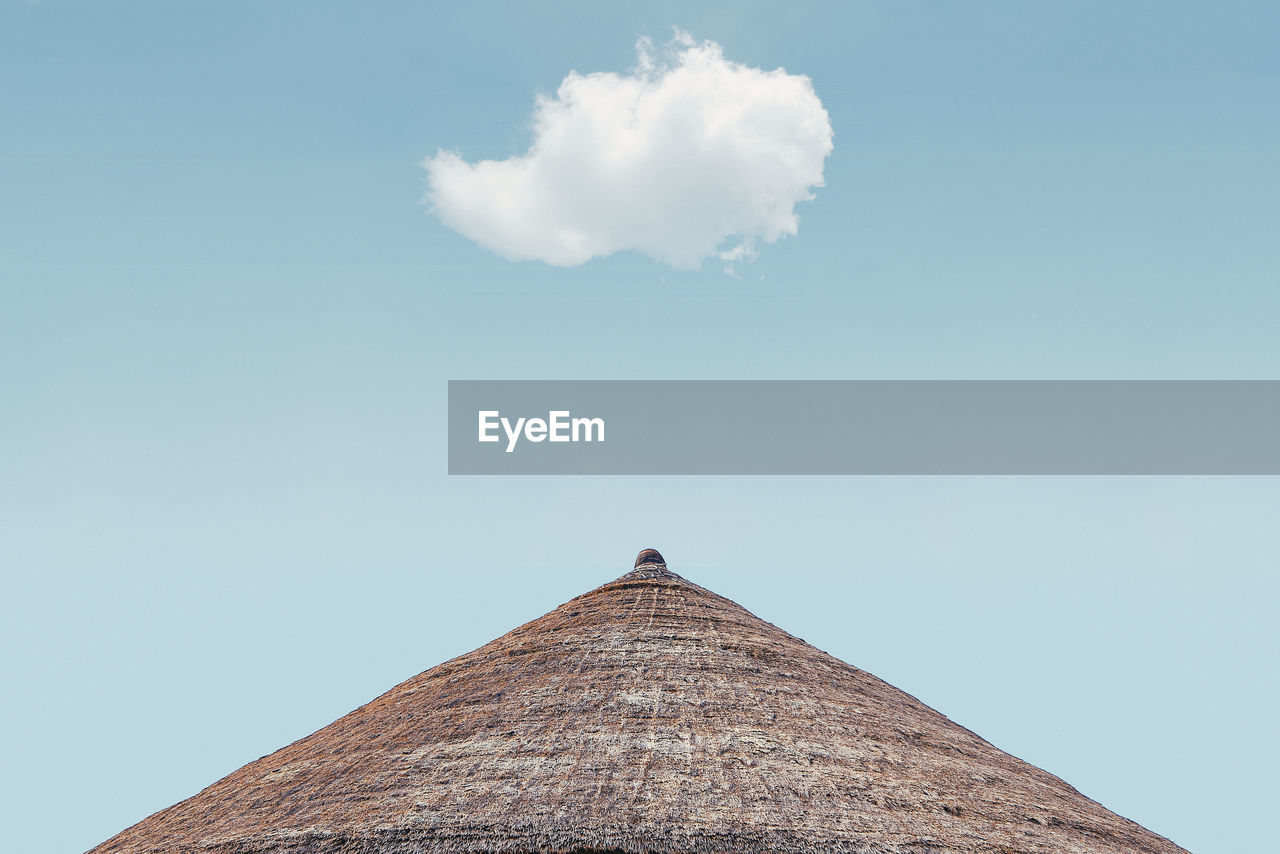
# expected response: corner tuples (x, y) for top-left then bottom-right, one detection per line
(91, 549), (1187, 854)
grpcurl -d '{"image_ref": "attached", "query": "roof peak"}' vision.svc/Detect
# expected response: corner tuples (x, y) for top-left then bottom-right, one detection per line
(620, 547), (681, 582)
(634, 547), (666, 568)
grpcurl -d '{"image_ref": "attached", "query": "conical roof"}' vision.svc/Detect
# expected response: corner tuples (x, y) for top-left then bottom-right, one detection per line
(91, 551), (1186, 854)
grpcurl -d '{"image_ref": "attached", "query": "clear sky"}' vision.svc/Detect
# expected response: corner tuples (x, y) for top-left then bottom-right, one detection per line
(2, 3), (1278, 853)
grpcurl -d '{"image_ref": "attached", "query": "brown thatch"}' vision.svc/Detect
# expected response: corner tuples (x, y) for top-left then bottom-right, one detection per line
(90, 550), (1188, 854)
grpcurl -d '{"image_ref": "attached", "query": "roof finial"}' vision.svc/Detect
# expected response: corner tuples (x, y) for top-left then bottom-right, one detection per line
(634, 548), (665, 568)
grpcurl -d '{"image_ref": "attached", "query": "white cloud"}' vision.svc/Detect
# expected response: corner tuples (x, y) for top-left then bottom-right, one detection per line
(423, 31), (833, 269)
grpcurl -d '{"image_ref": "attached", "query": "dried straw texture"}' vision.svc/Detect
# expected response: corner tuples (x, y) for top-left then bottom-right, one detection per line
(91, 564), (1187, 854)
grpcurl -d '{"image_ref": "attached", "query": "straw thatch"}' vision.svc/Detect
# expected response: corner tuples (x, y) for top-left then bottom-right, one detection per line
(90, 550), (1187, 854)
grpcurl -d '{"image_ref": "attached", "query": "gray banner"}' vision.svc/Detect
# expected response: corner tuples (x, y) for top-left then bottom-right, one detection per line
(447, 381), (1280, 474)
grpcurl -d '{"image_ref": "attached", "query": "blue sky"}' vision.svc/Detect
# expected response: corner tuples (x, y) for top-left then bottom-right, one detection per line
(2, 3), (1278, 853)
